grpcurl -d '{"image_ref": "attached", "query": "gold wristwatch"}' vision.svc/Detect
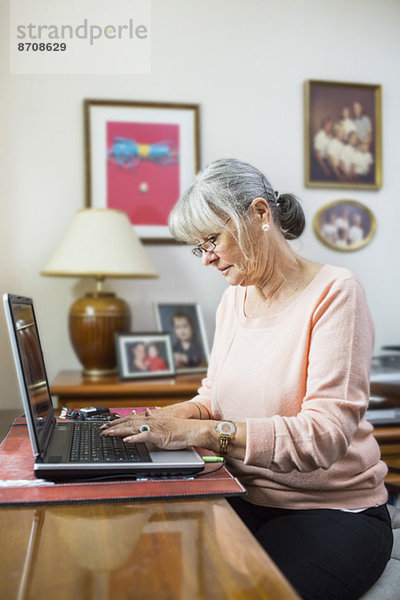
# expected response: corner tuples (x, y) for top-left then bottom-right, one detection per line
(216, 420), (237, 456)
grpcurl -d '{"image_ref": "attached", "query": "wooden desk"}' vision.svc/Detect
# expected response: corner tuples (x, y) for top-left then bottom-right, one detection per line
(0, 498), (298, 600)
(7, 379), (400, 600)
(0, 411), (298, 599)
(51, 370), (204, 409)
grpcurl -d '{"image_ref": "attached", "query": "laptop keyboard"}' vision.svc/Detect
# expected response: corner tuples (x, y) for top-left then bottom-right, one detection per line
(70, 422), (151, 463)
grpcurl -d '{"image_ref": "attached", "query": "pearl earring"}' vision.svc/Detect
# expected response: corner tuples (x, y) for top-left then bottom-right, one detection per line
(262, 223), (270, 232)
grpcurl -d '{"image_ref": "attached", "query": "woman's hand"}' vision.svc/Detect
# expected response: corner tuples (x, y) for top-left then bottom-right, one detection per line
(100, 405), (247, 458)
(100, 412), (208, 451)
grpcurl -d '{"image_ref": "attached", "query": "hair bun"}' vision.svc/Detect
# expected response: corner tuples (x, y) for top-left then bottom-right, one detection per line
(277, 194), (305, 240)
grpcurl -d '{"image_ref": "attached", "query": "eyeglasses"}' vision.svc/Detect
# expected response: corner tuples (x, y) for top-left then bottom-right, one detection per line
(191, 236), (218, 258)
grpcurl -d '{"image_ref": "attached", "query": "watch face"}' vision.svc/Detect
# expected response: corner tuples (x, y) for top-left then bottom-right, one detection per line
(217, 421), (236, 435)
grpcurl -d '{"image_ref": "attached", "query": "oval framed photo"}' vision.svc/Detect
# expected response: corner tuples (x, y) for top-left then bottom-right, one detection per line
(313, 199), (376, 251)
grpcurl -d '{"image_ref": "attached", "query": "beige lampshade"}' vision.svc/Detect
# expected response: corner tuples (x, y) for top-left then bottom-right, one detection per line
(41, 208), (158, 280)
(41, 208), (158, 377)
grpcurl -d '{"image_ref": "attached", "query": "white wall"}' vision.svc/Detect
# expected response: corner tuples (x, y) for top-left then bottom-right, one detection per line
(1, 0), (400, 408)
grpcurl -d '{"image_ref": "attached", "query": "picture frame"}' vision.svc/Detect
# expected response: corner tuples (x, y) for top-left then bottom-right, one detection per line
(154, 303), (209, 374)
(305, 80), (382, 190)
(313, 199), (377, 252)
(84, 99), (201, 243)
(115, 332), (175, 380)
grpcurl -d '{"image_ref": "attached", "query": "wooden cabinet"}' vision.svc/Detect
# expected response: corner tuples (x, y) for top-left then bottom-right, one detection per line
(373, 426), (400, 494)
(50, 370), (204, 409)
(370, 381), (400, 494)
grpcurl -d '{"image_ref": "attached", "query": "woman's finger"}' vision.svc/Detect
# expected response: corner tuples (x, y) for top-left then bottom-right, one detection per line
(100, 413), (145, 430)
(123, 432), (149, 444)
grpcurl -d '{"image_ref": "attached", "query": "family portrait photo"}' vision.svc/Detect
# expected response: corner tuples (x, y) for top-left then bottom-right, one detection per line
(115, 332), (175, 380)
(313, 199), (376, 252)
(305, 80), (382, 189)
(155, 303), (209, 374)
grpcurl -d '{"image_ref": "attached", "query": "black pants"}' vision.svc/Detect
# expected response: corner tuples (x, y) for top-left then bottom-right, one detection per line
(228, 497), (393, 600)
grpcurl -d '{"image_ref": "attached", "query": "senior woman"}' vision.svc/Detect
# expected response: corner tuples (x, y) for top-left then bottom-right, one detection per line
(102, 159), (392, 600)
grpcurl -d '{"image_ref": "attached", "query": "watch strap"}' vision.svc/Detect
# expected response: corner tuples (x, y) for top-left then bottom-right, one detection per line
(216, 421), (236, 456)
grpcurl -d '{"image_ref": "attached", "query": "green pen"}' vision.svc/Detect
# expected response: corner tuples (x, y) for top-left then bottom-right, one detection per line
(202, 456), (224, 463)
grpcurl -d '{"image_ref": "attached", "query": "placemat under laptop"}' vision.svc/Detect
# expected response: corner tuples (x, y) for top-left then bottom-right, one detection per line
(0, 414), (246, 506)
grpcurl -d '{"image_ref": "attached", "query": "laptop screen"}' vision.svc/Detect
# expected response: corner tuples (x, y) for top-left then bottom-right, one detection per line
(6, 296), (54, 453)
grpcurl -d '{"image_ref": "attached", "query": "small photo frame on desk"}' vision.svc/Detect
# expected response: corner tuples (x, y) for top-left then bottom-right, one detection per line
(155, 303), (209, 374)
(115, 332), (175, 380)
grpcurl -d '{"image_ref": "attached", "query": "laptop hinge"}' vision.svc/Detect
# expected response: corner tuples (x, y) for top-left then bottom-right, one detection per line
(40, 416), (57, 459)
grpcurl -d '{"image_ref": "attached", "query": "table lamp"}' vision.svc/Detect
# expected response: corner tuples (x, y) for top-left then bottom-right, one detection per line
(41, 208), (158, 377)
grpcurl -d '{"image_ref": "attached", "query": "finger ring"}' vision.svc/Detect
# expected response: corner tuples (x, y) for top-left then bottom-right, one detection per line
(139, 424), (150, 433)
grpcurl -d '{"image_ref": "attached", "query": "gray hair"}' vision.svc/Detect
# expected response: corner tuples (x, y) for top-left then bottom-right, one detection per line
(168, 158), (305, 247)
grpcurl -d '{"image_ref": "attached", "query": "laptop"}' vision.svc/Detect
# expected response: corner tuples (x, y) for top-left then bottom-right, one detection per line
(3, 293), (205, 482)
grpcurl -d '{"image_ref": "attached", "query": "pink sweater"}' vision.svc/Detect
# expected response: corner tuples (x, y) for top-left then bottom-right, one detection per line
(195, 265), (388, 509)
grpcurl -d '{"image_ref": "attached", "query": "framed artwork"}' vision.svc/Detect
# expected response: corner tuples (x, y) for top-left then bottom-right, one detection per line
(115, 332), (175, 380)
(313, 199), (376, 252)
(84, 99), (201, 243)
(154, 303), (209, 374)
(305, 80), (382, 190)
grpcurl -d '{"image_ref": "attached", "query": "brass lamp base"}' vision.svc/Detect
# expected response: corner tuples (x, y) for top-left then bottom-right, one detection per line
(69, 292), (131, 378)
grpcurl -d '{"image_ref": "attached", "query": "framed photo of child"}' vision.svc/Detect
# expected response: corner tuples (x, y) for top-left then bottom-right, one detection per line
(115, 332), (175, 380)
(154, 303), (210, 374)
(305, 80), (382, 190)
